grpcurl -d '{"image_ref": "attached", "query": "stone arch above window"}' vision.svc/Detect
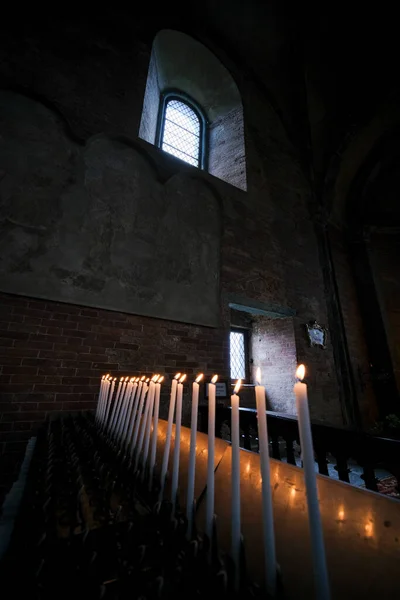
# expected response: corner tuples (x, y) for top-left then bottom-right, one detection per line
(139, 29), (247, 191)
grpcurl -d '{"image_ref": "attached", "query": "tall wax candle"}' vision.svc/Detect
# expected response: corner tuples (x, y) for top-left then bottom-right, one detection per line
(99, 375), (110, 425)
(116, 378), (133, 442)
(186, 373), (203, 538)
(205, 375), (218, 541)
(294, 365), (330, 600)
(159, 373), (181, 499)
(231, 379), (242, 590)
(112, 377), (129, 437)
(109, 377), (124, 433)
(136, 377), (157, 470)
(126, 377), (144, 451)
(97, 375), (107, 424)
(255, 367), (277, 597)
(149, 376), (163, 489)
(104, 378), (116, 429)
(96, 376), (105, 423)
(130, 379), (149, 457)
(171, 374), (186, 510)
(142, 376), (159, 475)
(122, 379), (138, 445)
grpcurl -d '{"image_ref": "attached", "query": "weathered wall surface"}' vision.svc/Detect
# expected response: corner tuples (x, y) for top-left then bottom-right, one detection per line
(251, 316), (297, 415)
(0, 9), (345, 480)
(0, 92), (221, 327)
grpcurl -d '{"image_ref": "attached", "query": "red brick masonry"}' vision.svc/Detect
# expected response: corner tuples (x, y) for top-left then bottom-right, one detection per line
(0, 292), (229, 462)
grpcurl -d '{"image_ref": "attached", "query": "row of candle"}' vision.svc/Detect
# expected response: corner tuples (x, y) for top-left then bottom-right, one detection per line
(95, 365), (330, 599)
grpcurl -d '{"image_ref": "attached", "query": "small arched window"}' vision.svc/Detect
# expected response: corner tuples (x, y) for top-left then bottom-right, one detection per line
(157, 94), (206, 169)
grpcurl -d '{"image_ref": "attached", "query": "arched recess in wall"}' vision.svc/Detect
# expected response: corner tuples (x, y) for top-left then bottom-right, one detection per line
(139, 29), (247, 191)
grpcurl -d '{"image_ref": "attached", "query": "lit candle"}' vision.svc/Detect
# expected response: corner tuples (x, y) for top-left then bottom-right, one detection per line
(95, 375), (106, 423)
(135, 376), (156, 470)
(109, 376), (125, 434)
(116, 377), (134, 442)
(149, 376), (163, 489)
(141, 375), (159, 473)
(130, 378), (149, 458)
(294, 365), (330, 600)
(121, 378), (139, 445)
(100, 375), (111, 425)
(125, 376), (144, 451)
(255, 367), (277, 596)
(104, 378), (117, 429)
(112, 377), (129, 438)
(205, 374), (218, 542)
(231, 379), (242, 590)
(186, 373), (203, 538)
(159, 373), (181, 499)
(97, 374), (108, 424)
(171, 374), (186, 510)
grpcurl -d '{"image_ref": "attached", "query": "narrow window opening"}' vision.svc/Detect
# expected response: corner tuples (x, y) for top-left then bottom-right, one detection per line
(230, 328), (249, 381)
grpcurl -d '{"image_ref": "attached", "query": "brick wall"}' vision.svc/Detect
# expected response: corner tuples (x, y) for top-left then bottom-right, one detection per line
(250, 316), (297, 415)
(209, 106), (247, 191)
(0, 292), (229, 474)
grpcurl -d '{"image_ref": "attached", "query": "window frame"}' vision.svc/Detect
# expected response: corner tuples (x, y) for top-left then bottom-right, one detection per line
(229, 327), (250, 383)
(156, 90), (208, 170)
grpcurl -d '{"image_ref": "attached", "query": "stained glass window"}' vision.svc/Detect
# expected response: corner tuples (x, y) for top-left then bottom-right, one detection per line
(159, 97), (204, 168)
(230, 330), (247, 380)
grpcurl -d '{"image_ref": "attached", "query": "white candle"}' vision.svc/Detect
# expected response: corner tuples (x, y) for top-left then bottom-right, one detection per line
(294, 365), (330, 600)
(159, 373), (181, 499)
(186, 373), (203, 538)
(97, 375), (107, 424)
(116, 378), (134, 442)
(112, 377), (129, 437)
(231, 379), (242, 590)
(205, 374), (218, 542)
(121, 378), (138, 445)
(125, 378), (143, 451)
(131, 379), (149, 458)
(135, 378), (155, 469)
(104, 378), (116, 429)
(98, 375), (110, 424)
(109, 377), (124, 434)
(171, 374), (186, 510)
(255, 367), (277, 596)
(149, 376), (163, 489)
(95, 375), (106, 423)
(141, 376), (159, 472)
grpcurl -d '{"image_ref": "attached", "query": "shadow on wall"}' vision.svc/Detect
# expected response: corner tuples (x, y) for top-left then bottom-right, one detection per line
(0, 90), (222, 327)
(139, 29), (247, 191)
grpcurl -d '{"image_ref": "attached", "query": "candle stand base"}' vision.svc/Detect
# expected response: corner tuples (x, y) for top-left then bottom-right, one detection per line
(1, 412), (283, 600)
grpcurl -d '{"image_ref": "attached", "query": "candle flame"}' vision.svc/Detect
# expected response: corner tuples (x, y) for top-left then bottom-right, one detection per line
(233, 379), (242, 394)
(125, 376), (129, 381)
(195, 373), (204, 383)
(141, 375), (146, 381)
(105, 373), (109, 379)
(130, 377), (134, 382)
(175, 372), (181, 380)
(101, 375), (105, 380)
(158, 376), (164, 383)
(120, 376), (124, 381)
(211, 374), (218, 384)
(152, 374), (159, 382)
(296, 364), (305, 381)
(256, 367), (261, 385)
(179, 374), (187, 383)
(145, 378), (150, 383)
(113, 377), (117, 381)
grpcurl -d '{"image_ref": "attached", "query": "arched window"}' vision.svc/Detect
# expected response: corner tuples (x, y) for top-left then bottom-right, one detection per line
(157, 94), (206, 169)
(139, 30), (247, 190)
